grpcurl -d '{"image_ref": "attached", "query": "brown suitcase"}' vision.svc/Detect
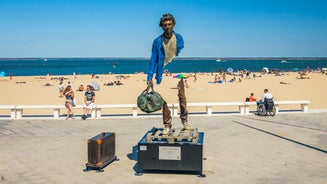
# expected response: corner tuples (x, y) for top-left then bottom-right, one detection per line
(84, 132), (119, 172)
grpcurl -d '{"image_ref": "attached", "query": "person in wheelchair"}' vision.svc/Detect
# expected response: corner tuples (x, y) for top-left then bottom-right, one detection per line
(257, 89), (275, 115)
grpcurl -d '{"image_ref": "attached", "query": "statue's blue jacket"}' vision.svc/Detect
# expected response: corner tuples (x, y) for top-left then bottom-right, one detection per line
(147, 32), (184, 84)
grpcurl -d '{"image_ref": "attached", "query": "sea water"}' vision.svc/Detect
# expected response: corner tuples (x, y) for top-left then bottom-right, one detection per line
(0, 58), (326, 76)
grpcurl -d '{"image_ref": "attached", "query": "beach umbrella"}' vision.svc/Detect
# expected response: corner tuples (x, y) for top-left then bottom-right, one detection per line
(227, 67), (233, 73)
(0, 71), (5, 77)
(173, 73), (189, 79)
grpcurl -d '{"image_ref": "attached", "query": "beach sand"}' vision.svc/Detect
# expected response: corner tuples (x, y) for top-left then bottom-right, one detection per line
(1, 71), (326, 115)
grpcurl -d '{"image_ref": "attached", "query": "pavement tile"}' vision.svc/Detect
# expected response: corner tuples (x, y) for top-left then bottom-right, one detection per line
(0, 113), (326, 184)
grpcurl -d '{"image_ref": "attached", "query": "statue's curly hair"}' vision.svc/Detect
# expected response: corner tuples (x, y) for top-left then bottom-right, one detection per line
(159, 13), (176, 27)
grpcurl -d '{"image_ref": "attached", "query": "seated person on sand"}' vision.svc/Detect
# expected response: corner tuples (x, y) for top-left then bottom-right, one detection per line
(116, 80), (124, 85)
(214, 74), (220, 83)
(297, 72), (310, 79)
(275, 72), (282, 76)
(77, 84), (84, 91)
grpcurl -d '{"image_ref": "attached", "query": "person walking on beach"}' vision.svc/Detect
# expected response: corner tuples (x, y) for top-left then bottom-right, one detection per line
(58, 81), (64, 97)
(147, 13), (191, 135)
(82, 85), (95, 120)
(193, 72), (198, 82)
(63, 85), (75, 120)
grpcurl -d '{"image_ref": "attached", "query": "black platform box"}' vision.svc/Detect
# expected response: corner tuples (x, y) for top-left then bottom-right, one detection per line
(137, 127), (204, 176)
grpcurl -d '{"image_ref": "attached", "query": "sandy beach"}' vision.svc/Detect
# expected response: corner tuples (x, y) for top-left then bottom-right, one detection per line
(1, 71), (326, 115)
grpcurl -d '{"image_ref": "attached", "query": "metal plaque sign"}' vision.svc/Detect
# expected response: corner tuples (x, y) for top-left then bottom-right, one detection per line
(159, 146), (181, 160)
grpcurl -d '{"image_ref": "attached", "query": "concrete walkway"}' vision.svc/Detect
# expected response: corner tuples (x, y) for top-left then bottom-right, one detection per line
(0, 113), (326, 184)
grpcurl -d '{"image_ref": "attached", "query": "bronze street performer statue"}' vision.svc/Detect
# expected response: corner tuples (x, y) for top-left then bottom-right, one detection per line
(147, 13), (191, 135)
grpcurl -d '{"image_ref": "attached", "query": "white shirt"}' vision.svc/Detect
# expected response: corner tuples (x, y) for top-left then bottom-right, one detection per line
(262, 92), (273, 102)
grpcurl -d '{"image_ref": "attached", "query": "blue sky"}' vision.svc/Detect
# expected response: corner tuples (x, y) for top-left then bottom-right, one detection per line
(1, 0), (326, 58)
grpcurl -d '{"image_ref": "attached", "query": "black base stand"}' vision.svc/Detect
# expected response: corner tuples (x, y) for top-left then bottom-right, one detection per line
(136, 127), (205, 177)
(135, 167), (206, 177)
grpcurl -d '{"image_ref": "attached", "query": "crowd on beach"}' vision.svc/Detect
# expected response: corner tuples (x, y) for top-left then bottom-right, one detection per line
(2, 67), (325, 120)
(54, 67), (323, 112)
(205, 66), (324, 85)
(209, 70), (262, 84)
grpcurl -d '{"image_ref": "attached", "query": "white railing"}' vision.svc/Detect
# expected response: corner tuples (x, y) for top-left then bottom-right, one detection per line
(244, 100), (311, 114)
(0, 100), (311, 119)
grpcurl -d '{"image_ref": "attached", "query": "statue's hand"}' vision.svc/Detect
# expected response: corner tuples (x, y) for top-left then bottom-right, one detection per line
(147, 80), (153, 86)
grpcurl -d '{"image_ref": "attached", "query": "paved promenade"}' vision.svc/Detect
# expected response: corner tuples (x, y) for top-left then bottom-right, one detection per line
(0, 113), (326, 184)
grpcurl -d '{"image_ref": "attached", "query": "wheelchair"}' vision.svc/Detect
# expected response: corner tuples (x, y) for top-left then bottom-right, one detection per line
(257, 98), (276, 116)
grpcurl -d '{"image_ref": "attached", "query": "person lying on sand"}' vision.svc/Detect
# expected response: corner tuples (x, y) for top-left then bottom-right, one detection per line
(43, 83), (54, 86)
(16, 81), (26, 84)
(104, 81), (124, 86)
(280, 81), (291, 85)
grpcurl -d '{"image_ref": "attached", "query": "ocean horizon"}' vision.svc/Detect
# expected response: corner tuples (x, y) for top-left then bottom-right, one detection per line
(1, 57), (327, 76)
